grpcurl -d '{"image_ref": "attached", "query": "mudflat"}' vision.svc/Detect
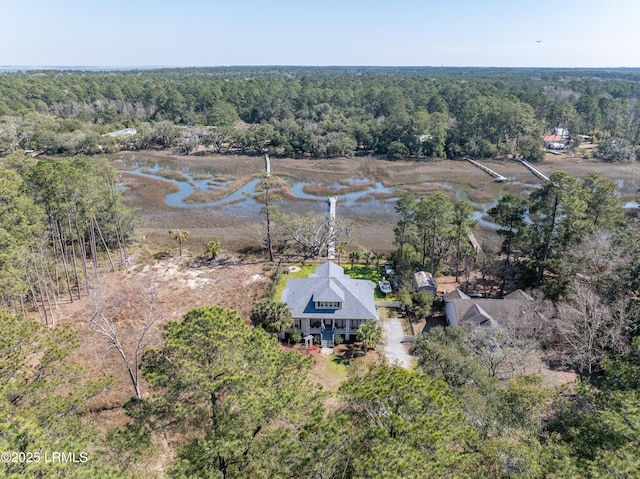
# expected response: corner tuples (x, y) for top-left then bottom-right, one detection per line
(113, 150), (639, 253)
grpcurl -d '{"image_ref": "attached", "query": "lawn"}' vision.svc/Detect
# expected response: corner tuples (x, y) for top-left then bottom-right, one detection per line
(272, 264), (316, 301)
(273, 261), (394, 301)
(343, 264), (393, 299)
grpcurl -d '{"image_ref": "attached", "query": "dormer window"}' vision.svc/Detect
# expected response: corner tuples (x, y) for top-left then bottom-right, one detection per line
(312, 279), (345, 310)
(315, 301), (342, 309)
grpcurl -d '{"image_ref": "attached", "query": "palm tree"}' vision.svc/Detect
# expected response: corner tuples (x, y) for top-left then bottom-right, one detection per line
(357, 320), (383, 351)
(349, 251), (360, 269)
(205, 240), (222, 259)
(169, 229), (190, 256)
(250, 299), (293, 335)
(373, 252), (384, 270)
(336, 245), (346, 265)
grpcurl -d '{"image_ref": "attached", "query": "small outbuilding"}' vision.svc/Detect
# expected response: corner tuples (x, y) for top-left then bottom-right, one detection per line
(413, 271), (437, 295)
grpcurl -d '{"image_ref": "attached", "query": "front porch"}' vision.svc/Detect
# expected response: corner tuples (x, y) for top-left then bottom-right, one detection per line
(293, 318), (364, 347)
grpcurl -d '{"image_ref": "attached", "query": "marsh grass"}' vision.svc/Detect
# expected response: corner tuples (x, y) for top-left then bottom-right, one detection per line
(503, 183), (533, 195)
(191, 173), (212, 180)
(183, 176), (253, 203)
(157, 170), (189, 182)
(301, 178), (375, 197)
(401, 183), (453, 197)
(120, 172), (179, 208)
(466, 188), (495, 202)
(369, 191), (399, 201)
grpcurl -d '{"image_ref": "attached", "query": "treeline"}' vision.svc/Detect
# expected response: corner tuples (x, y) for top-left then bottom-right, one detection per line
(0, 153), (136, 323)
(394, 170), (629, 299)
(1, 67), (639, 160)
(393, 170), (640, 379)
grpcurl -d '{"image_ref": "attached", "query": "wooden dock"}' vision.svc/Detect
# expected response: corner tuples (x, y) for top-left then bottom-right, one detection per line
(464, 157), (507, 182)
(518, 159), (550, 182)
(468, 231), (483, 255)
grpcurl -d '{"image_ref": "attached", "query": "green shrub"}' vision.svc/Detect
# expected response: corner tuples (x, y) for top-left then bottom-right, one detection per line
(288, 329), (303, 345)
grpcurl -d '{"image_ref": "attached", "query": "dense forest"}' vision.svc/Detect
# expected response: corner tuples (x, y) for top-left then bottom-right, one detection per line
(0, 155), (136, 320)
(1, 67), (640, 478)
(1, 67), (640, 161)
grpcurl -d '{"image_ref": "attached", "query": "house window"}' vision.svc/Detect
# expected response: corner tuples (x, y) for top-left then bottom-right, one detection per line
(310, 320), (322, 329)
(315, 301), (342, 309)
(293, 320), (301, 329)
(334, 320), (345, 329)
(351, 320), (362, 329)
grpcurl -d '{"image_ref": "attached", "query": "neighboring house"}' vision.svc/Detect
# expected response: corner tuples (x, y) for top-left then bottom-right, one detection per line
(544, 129), (569, 149)
(281, 262), (378, 347)
(444, 289), (534, 327)
(543, 134), (566, 150)
(413, 271), (437, 295)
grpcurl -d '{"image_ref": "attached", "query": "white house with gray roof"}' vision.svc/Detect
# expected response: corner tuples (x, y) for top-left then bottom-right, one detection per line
(281, 262), (378, 347)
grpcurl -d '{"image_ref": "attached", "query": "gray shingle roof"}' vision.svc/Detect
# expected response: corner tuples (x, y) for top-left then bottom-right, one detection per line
(447, 298), (530, 327)
(311, 261), (348, 279)
(444, 289), (470, 301)
(461, 303), (494, 325)
(504, 289), (535, 301)
(313, 279), (345, 302)
(282, 262), (378, 321)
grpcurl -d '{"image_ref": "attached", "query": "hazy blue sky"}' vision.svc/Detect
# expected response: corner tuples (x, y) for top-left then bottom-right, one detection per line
(2, 0), (639, 67)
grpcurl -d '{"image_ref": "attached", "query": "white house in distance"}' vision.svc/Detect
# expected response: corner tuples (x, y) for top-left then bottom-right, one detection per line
(281, 261), (378, 347)
(103, 127), (137, 137)
(543, 128), (569, 150)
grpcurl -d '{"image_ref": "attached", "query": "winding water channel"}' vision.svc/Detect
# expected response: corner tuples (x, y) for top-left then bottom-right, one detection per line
(119, 155), (638, 229)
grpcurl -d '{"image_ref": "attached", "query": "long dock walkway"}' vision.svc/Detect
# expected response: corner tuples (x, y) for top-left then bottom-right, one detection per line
(518, 159), (550, 182)
(468, 231), (483, 255)
(465, 157), (507, 182)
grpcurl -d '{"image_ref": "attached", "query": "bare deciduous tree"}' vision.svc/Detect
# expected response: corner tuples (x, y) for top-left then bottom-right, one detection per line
(179, 126), (207, 155)
(554, 281), (630, 376)
(282, 212), (351, 259)
(88, 278), (163, 398)
(467, 325), (510, 378)
(466, 298), (553, 378)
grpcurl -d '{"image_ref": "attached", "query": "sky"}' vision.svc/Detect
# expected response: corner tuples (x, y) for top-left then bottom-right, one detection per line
(2, 0), (639, 68)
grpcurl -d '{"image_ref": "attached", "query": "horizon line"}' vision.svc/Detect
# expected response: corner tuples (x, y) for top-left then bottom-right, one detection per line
(2, 64), (639, 70)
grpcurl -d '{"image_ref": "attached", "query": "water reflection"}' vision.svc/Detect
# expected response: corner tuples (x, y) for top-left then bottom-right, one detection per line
(122, 164), (518, 227)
